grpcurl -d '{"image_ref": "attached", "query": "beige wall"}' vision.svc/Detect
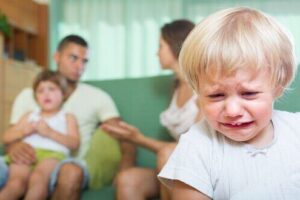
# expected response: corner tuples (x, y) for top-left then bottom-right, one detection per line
(0, 58), (40, 143)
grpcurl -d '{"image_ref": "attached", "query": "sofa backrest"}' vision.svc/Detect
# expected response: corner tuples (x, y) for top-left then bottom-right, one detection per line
(275, 68), (300, 111)
(86, 75), (174, 168)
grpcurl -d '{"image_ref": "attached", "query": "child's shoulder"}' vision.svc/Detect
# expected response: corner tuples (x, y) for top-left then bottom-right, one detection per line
(273, 110), (300, 137)
(63, 111), (74, 117)
(63, 112), (77, 121)
(181, 120), (223, 145)
(22, 111), (35, 120)
(273, 110), (300, 123)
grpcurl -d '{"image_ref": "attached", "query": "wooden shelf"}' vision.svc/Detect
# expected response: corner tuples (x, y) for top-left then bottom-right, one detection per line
(0, 0), (48, 67)
(4, 27), (38, 62)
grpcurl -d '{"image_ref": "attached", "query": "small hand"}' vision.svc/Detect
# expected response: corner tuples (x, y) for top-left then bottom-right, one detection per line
(19, 120), (36, 136)
(35, 120), (52, 137)
(7, 142), (36, 165)
(101, 121), (141, 143)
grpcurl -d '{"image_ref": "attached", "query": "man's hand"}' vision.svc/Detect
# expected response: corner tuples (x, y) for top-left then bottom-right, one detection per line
(101, 121), (143, 143)
(6, 142), (36, 165)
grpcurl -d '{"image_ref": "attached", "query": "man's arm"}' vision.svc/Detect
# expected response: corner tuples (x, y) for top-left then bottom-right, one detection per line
(6, 88), (38, 165)
(102, 118), (136, 171)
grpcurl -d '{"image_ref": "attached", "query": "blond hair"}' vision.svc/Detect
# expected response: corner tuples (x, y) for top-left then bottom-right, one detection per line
(179, 7), (296, 94)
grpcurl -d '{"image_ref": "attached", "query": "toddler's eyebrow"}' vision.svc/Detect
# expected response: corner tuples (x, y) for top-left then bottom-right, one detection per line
(238, 81), (262, 90)
(203, 84), (223, 93)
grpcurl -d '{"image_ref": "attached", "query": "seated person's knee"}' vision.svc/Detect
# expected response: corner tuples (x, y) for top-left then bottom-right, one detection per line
(57, 163), (83, 188)
(116, 168), (139, 188)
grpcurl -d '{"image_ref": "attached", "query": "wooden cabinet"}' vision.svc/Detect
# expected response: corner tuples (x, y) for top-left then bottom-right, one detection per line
(5, 27), (37, 62)
(0, 0), (48, 67)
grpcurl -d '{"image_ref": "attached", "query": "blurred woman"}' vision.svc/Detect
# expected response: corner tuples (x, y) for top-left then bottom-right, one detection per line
(102, 19), (201, 200)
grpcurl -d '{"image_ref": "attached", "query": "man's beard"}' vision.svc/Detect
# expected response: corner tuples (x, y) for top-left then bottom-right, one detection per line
(57, 72), (79, 85)
(67, 78), (78, 85)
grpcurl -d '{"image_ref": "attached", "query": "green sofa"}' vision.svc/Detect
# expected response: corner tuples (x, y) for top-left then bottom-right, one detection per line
(81, 75), (174, 199)
(1, 72), (300, 199)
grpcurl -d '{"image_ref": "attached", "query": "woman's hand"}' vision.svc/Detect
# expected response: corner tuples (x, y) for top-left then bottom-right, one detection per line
(102, 119), (168, 153)
(101, 121), (142, 143)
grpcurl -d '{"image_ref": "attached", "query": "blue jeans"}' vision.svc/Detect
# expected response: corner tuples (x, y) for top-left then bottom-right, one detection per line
(0, 157), (8, 188)
(49, 158), (89, 193)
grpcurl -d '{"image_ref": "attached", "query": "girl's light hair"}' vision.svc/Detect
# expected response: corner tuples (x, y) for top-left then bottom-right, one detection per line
(179, 7), (296, 94)
(33, 70), (68, 101)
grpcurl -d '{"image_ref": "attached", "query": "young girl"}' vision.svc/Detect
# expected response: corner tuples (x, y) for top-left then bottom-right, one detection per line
(159, 7), (300, 199)
(102, 19), (201, 200)
(0, 70), (79, 200)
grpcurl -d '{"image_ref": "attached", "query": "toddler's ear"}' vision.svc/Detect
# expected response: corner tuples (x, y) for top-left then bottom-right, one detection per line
(274, 86), (284, 98)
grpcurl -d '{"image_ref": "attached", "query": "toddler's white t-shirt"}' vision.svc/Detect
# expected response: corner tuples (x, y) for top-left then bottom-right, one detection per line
(159, 110), (300, 199)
